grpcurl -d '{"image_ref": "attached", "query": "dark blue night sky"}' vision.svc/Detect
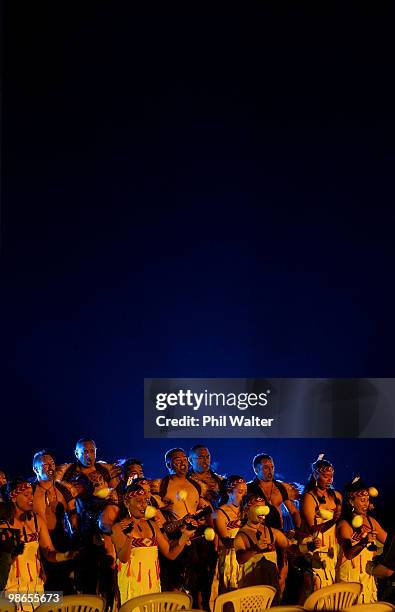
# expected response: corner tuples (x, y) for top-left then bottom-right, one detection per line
(2, 5), (395, 523)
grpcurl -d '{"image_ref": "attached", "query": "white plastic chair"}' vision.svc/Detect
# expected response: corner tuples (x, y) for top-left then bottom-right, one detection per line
(35, 595), (105, 612)
(343, 604), (395, 612)
(303, 582), (362, 610)
(0, 598), (17, 612)
(213, 585), (277, 612)
(269, 607), (305, 612)
(119, 592), (192, 612)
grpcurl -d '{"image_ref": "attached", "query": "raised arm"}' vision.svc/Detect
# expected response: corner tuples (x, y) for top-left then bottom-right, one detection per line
(110, 521), (133, 563)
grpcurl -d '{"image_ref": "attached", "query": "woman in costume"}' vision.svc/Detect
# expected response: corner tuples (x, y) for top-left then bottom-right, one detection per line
(300, 454), (342, 597)
(214, 475), (247, 593)
(336, 476), (387, 603)
(0, 479), (75, 610)
(234, 495), (290, 603)
(111, 483), (194, 604)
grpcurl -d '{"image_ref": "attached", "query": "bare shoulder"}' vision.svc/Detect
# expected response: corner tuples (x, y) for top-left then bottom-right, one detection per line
(336, 519), (353, 541)
(337, 518), (352, 532)
(214, 506), (226, 520)
(301, 491), (315, 507)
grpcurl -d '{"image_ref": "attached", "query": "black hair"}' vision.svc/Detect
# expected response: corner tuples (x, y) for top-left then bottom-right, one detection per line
(164, 448), (185, 463)
(252, 453), (273, 470)
(303, 457), (335, 495)
(32, 449), (55, 469)
(240, 494), (264, 515)
(189, 444), (209, 455)
(219, 475), (245, 506)
(75, 438), (96, 449)
(341, 476), (371, 525)
(2, 478), (32, 521)
(122, 458), (143, 478)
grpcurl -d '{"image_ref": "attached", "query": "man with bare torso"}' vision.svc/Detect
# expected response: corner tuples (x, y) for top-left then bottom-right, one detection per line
(32, 450), (75, 593)
(247, 454), (301, 530)
(247, 453), (301, 598)
(56, 438), (120, 607)
(156, 448), (200, 519)
(188, 445), (224, 508)
(188, 445), (221, 607)
(154, 448), (211, 610)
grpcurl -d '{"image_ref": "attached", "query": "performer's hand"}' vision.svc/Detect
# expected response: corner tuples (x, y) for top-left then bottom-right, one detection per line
(64, 550), (79, 560)
(367, 531), (377, 543)
(55, 550), (79, 562)
(179, 527), (195, 546)
(119, 518), (134, 531)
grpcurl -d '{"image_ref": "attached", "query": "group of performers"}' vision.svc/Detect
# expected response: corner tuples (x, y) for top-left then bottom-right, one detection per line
(1, 440), (394, 611)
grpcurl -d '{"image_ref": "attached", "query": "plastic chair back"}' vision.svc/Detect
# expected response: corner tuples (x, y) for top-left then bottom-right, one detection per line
(35, 594), (105, 612)
(0, 598), (17, 612)
(303, 583), (362, 610)
(343, 604), (395, 612)
(119, 592), (191, 612)
(213, 585), (276, 612)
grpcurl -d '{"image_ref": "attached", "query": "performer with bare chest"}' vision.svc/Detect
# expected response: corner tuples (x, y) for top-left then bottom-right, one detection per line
(247, 454), (301, 599)
(155, 448), (209, 609)
(247, 454), (300, 530)
(336, 476), (387, 603)
(153, 449), (199, 518)
(32, 451), (75, 593)
(164, 470), (200, 520)
(188, 445), (224, 508)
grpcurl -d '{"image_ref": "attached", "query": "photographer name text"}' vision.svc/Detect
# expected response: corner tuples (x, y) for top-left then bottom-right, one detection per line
(155, 415), (274, 428)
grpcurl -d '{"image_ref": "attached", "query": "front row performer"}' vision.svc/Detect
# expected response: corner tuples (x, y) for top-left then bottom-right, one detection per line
(214, 476), (247, 593)
(336, 476), (387, 603)
(234, 495), (322, 605)
(0, 479), (76, 608)
(235, 495), (288, 604)
(300, 454), (342, 595)
(110, 484), (194, 604)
